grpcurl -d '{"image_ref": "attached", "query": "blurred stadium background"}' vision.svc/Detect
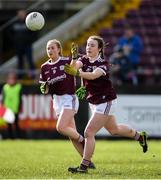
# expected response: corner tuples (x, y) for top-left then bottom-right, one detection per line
(0, 0), (161, 139)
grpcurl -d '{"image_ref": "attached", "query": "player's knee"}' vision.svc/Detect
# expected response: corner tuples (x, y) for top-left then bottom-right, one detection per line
(84, 128), (95, 138)
(108, 127), (119, 135)
(56, 124), (60, 132)
(56, 124), (65, 134)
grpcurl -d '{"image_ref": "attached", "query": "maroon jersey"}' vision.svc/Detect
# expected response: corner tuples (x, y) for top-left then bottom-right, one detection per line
(78, 56), (117, 104)
(39, 57), (75, 95)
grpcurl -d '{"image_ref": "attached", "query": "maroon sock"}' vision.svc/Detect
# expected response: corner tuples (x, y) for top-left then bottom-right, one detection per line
(80, 159), (90, 170)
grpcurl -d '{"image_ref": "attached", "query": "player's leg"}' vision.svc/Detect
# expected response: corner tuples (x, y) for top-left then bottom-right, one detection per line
(83, 113), (106, 161)
(56, 109), (81, 140)
(68, 113), (106, 173)
(57, 109), (98, 170)
(68, 102), (115, 173)
(68, 117), (96, 169)
(55, 94), (81, 140)
(102, 99), (136, 137)
(54, 94), (95, 160)
(104, 115), (148, 152)
(104, 115), (136, 137)
(68, 117), (84, 156)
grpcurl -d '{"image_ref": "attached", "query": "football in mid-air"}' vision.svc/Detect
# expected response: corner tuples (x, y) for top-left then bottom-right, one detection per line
(25, 12), (45, 31)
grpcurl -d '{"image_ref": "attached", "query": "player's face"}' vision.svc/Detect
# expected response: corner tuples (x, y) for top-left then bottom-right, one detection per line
(46, 42), (60, 61)
(86, 38), (100, 59)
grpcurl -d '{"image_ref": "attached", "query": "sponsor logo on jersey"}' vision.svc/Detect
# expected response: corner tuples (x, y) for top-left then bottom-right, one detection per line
(47, 74), (66, 84)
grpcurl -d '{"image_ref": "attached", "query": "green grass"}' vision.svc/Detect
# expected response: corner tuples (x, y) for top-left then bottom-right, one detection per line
(0, 140), (160, 179)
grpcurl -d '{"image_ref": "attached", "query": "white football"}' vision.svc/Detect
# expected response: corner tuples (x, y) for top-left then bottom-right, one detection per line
(25, 12), (45, 31)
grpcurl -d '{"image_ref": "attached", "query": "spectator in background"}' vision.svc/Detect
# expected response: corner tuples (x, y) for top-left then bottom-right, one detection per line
(11, 9), (37, 79)
(110, 25), (143, 85)
(1, 72), (22, 139)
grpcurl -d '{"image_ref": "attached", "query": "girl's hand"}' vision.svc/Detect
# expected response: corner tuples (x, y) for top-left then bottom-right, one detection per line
(76, 86), (86, 100)
(71, 42), (78, 60)
(64, 64), (79, 76)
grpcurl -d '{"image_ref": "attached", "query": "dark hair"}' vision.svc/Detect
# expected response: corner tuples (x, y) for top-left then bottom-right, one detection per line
(88, 35), (106, 59)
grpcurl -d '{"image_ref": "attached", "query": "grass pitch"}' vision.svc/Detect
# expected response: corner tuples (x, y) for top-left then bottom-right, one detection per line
(0, 139), (160, 179)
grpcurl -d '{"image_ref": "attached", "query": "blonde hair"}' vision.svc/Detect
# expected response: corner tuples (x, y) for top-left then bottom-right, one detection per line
(47, 39), (63, 56)
(88, 35), (106, 59)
